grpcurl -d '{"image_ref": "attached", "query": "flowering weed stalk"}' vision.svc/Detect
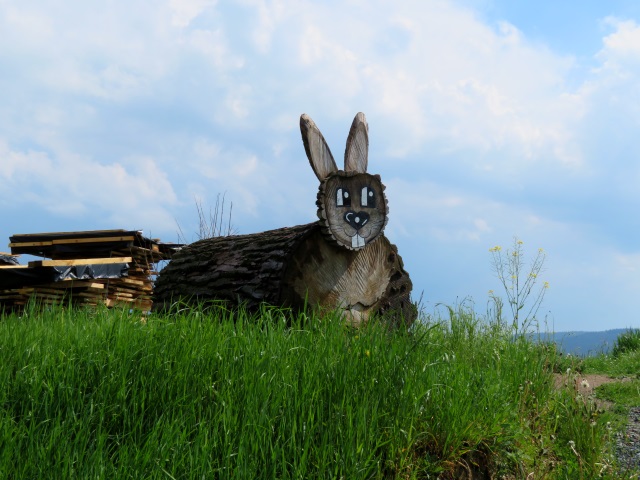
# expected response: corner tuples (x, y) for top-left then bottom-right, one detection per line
(489, 238), (548, 333)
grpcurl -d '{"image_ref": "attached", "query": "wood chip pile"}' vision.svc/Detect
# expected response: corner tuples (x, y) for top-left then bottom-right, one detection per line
(0, 230), (182, 313)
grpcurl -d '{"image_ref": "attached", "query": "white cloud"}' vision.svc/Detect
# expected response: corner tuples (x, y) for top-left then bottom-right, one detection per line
(0, 140), (177, 231)
(226, 0), (583, 176)
(1, 4), (55, 44)
(599, 17), (640, 67)
(188, 139), (270, 216)
(169, 0), (217, 28)
(615, 252), (640, 274)
(0, 141), (53, 181)
(185, 28), (245, 70)
(0, 2), (176, 101)
(241, 0), (288, 53)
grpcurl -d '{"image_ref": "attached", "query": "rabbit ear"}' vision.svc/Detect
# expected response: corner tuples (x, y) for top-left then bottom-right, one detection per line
(344, 112), (368, 173)
(300, 114), (338, 182)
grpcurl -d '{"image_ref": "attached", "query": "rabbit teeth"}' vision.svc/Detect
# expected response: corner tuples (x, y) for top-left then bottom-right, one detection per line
(351, 234), (366, 249)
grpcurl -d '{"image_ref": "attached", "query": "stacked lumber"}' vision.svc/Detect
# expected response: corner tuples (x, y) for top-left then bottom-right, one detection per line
(0, 230), (181, 313)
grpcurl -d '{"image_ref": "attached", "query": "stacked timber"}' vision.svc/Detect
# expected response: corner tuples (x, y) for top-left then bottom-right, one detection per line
(0, 230), (181, 313)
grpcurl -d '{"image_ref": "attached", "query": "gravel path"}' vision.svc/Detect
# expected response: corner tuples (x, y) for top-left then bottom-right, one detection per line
(615, 406), (640, 474)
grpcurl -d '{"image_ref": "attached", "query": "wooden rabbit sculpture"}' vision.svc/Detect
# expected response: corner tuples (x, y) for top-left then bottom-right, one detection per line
(153, 113), (415, 326)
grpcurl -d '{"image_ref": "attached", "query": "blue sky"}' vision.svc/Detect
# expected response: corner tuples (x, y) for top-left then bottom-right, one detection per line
(1, 0), (639, 332)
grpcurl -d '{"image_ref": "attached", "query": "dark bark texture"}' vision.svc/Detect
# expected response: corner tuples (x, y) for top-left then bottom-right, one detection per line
(153, 222), (415, 326)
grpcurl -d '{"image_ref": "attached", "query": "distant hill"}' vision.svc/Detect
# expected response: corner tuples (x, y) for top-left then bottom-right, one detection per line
(530, 329), (631, 357)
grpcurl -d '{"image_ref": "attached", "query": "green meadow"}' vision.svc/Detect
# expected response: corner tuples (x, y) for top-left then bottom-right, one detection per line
(1, 302), (637, 479)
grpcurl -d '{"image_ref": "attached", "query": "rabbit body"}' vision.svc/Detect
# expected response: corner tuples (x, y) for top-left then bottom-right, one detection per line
(153, 113), (414, 326)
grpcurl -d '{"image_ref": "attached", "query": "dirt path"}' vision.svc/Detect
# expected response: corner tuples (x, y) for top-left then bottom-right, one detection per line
(555, 373), (639, 474)
(554, 373), (631, 408)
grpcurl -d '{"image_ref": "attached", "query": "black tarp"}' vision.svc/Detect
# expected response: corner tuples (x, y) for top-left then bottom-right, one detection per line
(0, 263), (129, 289)
(0, 254), (19, 266)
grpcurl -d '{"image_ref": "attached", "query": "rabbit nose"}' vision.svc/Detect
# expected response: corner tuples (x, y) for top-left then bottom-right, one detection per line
(344, 211), (370, 231)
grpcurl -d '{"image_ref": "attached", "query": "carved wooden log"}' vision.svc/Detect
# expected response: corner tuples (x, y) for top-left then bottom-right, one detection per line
(153, 222), (414, 326)
(153, 112), (416, 326)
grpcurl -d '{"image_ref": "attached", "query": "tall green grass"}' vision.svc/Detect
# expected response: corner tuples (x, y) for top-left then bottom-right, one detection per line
(0, 303), (616, 478)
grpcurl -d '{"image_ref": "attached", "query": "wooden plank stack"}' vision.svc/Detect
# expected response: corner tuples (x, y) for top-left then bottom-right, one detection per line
(0, 230), (181, 313)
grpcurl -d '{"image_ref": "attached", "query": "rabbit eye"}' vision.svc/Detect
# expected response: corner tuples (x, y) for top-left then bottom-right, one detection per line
(361, 187), (376, 208)
(336, 188), (351, 207)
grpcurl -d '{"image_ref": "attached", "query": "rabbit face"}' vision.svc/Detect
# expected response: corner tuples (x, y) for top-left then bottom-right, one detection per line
(301, 112), (388, 250)
(318, 171), (387, 249)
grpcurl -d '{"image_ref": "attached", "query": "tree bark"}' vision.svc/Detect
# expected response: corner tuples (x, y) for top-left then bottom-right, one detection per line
(153, 222), (415, 326)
